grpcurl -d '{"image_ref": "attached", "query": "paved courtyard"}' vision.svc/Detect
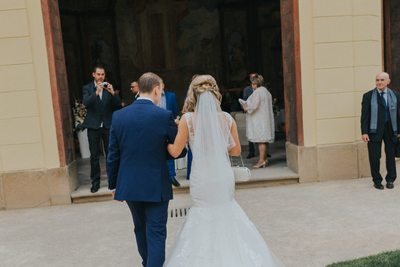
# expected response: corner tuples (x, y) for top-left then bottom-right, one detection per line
(1, 178), (400, 267)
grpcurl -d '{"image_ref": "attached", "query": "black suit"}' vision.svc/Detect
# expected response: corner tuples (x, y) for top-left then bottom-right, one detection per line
(361, 88), (400, 185)
(82, 82), (121, 189)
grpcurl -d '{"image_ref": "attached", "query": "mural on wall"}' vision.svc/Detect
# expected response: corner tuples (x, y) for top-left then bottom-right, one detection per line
(220, 5), (249, 87)
(176, 6), (221, 75)
(84, 17), (119, 87)
(257, 3), (283, 106)
(60, 0), (283, 109)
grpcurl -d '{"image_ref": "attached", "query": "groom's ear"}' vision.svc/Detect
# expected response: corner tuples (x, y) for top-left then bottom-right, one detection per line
(153, 85), (161, 95)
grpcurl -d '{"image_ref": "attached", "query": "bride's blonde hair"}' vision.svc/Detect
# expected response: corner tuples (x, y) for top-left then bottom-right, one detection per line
(182, 74), (222, 113)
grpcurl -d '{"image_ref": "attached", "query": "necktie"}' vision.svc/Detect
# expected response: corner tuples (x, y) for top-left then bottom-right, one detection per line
(379, 92), (388, 122)
(380, 92), (386, 107)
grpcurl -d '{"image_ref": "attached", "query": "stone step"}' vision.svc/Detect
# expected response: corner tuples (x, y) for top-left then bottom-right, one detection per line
(71, 166), (299, 204)
(71, 184), (113, 204)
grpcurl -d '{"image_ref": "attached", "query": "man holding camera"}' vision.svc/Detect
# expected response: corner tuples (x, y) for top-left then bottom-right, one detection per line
(82, 65), (121, 193)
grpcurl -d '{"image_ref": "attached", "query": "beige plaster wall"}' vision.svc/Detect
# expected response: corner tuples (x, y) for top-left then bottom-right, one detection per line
(0, 0), (59, 173)
(298, 0), (383, 147)
(0, 1), (62, 208)
(293, 0), (383, 182)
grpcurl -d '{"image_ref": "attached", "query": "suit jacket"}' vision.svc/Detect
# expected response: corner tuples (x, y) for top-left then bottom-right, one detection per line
(107, 99), (184, 202)
(164, 90), (178, 118)
(361, 87), (400, 142)
(131, 92), (140, 104)
(242, 85), (253, 100)
(82, 82), (121, 129)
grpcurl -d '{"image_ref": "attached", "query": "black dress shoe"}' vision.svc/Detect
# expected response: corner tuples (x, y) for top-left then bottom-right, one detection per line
(90, 185), (100, 193)
(386, 182), (394, 189)
(246, 154), (255, 159)
(373, 183), (384, 190)
(171, 177), (181, 187)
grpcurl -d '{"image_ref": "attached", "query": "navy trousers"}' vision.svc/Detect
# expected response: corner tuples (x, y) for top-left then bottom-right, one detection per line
(126, 200), (169, 267)
(186, 147), (192, 180)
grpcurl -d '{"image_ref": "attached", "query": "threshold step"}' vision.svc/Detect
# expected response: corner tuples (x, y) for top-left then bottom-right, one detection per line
(71, 167), (299, 203)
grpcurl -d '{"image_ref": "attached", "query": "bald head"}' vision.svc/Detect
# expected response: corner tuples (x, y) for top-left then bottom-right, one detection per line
(376, 72), (391, 91)
(376, 72), (390, 80)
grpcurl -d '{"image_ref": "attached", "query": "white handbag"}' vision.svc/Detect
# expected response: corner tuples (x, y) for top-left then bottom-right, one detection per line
(231, 155), (251, 182)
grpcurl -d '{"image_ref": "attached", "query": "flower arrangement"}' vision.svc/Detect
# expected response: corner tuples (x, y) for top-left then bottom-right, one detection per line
(72, 99), (87, 132)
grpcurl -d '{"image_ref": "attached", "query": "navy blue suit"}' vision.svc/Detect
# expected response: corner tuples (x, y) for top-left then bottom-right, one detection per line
(163, 91), (179, 180)
(107, 99), (180, 267)
(164, 91), (178, 118)
(82, 82), (121, 129)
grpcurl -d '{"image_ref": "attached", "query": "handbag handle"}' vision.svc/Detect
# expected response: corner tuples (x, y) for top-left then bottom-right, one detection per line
(230, 154), (245, 167)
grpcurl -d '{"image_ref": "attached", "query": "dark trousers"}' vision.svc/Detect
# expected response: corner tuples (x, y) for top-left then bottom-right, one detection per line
(248, 141), (255, 155)
(186, 147), (192, 180)
(87, 127), (109, 187)
(368, 123), (397, 185)
(127, 200), (169, 267)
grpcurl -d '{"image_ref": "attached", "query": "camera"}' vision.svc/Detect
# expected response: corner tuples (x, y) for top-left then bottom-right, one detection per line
(102, 82), (108, 88)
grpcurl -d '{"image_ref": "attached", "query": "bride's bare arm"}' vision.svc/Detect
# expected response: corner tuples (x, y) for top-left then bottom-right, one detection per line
(168, 118), (189, 158)
(228, 121), (241, 156)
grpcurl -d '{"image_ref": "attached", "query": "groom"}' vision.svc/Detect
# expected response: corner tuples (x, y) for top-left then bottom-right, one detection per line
(107, 72), (185, 267)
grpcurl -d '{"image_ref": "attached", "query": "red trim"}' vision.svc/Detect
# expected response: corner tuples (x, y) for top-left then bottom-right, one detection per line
(383, 0), (391, 75)
(292, 0), (303, 146)
(41, 0), (66, 166)
(281, 0), (303, 146)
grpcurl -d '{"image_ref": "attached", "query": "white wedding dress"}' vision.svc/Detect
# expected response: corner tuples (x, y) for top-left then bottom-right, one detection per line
(164, 92), (283, 267)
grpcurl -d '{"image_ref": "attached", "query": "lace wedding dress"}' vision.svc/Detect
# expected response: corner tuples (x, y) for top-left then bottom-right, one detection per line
(164, 92), (284, 267)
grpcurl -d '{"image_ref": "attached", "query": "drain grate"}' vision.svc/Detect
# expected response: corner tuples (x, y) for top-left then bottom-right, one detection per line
(169, 207), (190, 218)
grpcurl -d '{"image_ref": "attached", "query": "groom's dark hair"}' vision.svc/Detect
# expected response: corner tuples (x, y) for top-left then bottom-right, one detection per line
(138, 72), (162, 94)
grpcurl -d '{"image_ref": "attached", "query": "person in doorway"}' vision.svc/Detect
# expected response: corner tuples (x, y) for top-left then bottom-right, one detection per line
(361, 72), (400, 190)
(242, 73), (257, 159)
(107, 72), (186, 267)
(159, 82), (181, 187)
(130, 81), (140, 103)
(82, 65), (121, 193)
(242, 74), (275, 168)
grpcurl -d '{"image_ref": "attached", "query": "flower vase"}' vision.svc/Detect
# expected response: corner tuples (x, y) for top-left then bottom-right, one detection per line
(77, 129), (90, 159)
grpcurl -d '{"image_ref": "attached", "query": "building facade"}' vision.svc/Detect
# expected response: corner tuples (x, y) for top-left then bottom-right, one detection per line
(0, 0), (393, 209)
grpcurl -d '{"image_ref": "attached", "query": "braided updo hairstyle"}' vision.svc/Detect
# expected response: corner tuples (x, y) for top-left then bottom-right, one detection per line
(182, 74), (222, 113)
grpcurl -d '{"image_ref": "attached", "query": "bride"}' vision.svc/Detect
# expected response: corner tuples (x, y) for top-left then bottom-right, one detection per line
(164, 75), (284, 267)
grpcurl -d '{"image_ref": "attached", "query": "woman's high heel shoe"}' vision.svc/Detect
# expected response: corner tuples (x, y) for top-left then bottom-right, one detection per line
(253, 160), (268, 169)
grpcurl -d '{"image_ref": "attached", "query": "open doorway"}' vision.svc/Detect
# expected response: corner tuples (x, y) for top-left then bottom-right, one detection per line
(384, 0), (400, 90)
(55, 0), (297, 194)
(59, 0), (284, 108)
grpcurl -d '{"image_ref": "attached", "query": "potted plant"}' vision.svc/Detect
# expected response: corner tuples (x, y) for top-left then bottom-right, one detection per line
(72, 99), (90, 158)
